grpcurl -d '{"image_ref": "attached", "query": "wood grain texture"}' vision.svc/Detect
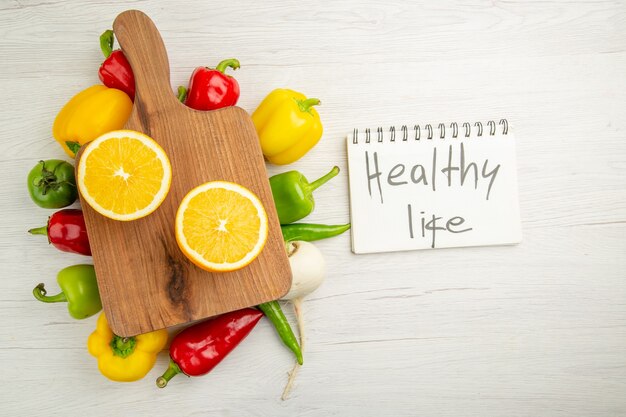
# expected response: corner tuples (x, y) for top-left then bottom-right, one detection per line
(77, 10), (291, 336)
(0, 0), (625, 416)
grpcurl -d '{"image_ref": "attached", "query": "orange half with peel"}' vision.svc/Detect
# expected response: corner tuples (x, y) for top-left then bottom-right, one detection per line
(77, 130), (172, 221)
(175, 181), (269, 272)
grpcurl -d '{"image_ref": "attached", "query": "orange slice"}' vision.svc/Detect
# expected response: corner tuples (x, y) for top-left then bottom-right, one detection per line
(175, 181), (268, 272)
(77, 130), (172, 221)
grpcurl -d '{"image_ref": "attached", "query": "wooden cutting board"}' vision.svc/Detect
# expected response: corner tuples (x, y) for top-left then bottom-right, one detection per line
(77, 10), (292, 337)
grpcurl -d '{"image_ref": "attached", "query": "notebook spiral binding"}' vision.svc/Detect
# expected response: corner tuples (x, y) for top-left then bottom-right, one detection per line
(352, 119), (509, 144)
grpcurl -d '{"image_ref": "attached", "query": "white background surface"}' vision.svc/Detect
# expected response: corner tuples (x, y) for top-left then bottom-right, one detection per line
(1, 1), (625, 416)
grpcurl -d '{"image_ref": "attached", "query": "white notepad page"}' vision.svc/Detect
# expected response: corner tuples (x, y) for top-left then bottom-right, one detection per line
(346, 121), (522, 254)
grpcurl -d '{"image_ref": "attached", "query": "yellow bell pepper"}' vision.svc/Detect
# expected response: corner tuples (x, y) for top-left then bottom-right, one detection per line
(87, 313), (168, 382)
(53, 85), (132, 157)
(252, 88), (323, 165)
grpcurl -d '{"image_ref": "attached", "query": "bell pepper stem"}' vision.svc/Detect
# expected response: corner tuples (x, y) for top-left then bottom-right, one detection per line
(156, 359), (183, 388)
(66, 141), (82, 156)
(32, 283), (67, 303)
(177, 86), (188, 103)
(36, 160), (75, 195)
(28, 226), (48, 236)
(307, 166), (340, 192)
(99, 29), (114, 59)
(296, 98), (321, 114)
(110, 335), (137, 358)
(215, 58), (240, 74)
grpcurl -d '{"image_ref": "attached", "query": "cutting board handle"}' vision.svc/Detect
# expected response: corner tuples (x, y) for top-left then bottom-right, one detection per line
(113, 10), (178, 108)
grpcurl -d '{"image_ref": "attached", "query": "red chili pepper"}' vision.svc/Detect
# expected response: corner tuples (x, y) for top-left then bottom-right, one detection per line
(156, 308), (263, 388)
(181, 59), (241, 111)
(98, 30), (135, 100)
(28, 209), (91, 256)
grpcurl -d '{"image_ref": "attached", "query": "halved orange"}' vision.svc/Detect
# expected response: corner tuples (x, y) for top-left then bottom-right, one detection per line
(175, 181), (268, 272)
(77, 130), (172, 221)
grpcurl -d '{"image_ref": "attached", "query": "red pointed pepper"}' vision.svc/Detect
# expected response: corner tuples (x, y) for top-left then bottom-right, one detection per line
(98, 30), (135, 100)
(28, 209), (91, 256)
(156, 308), (263, 388)
(181, 59), (241, 111)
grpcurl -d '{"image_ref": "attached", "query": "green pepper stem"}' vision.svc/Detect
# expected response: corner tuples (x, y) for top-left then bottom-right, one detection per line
(36, 160), (75, 195)
(156, 359), (183, 388)
(296, 98), (321, 114)
(100, 29), (114, 59)
(32, 283), (67, 303)
(215, 58), (240, 74)
(308, 166), (340, 192)
(110, 335), (137, 358)
(177, 86), (188, 103)
(28, 226), (48, 236)
(66, 141), (82, 156)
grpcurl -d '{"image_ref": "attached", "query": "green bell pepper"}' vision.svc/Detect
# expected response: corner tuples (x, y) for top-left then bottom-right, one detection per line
(269, 166), (339, 224)
(33, 264), (102, 319)
(27, 159), (78, 209)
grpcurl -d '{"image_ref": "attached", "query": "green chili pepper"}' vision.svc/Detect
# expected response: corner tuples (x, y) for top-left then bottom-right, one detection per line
(27, 159), (78, 208)
(258, 301), (303, 365)
(32, 264), (102, 319)
(281, 223), (351, 242)
(270, 166), (339, 224)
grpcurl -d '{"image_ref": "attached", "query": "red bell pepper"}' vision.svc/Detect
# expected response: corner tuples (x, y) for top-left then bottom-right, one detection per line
(28, 209), (91, 256)
(98, 30), (135, 100)
(179, 59), (241, 111)
(156, 308), (263, 388)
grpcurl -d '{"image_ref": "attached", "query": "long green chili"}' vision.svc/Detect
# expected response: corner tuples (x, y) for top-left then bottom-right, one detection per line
(281, 223), (351, 243)
(258, 301), (303, 365)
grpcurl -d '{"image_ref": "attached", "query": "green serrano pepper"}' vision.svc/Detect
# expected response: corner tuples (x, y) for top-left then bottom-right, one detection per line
(258, 301), (303, 365)
(281, 223), (351, 243)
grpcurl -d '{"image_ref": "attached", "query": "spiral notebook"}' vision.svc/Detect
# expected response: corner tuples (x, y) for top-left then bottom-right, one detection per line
(346, 119), (522, 254)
